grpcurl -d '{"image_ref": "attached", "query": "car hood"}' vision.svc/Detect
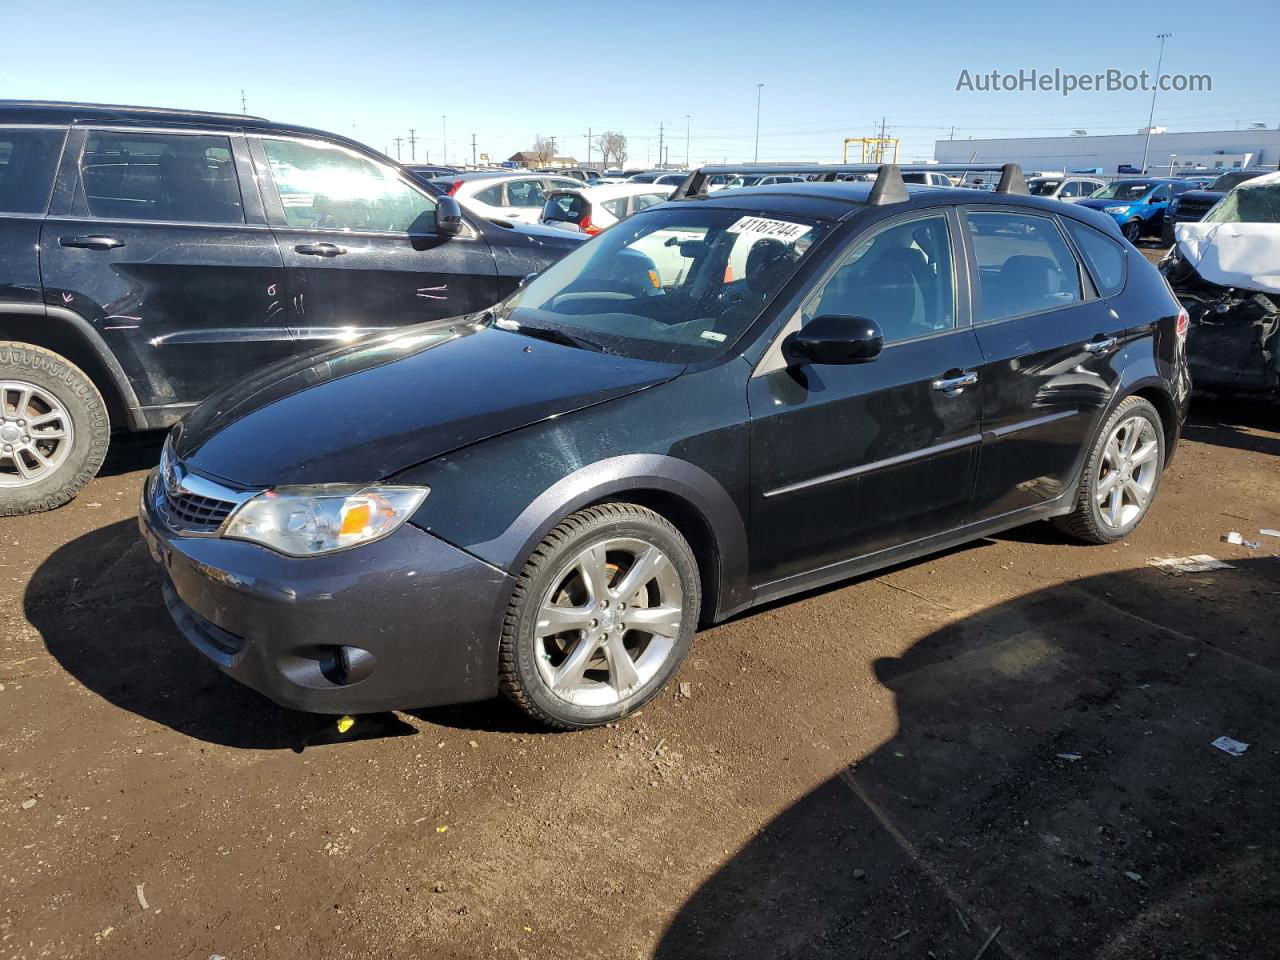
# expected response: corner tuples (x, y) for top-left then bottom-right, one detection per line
(1175, 189), (1225, 204)
(1173, 222), (1280, 294)
(1077, 198), (1139, 210)
(174, 319), (682, 487)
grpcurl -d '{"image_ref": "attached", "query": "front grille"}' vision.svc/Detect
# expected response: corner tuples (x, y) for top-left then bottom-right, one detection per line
(163, 489), (236, 531)
(1175, 197), (1216, 221)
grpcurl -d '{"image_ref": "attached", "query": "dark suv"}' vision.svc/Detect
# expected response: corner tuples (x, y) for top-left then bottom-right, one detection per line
(0, 101), (583, 515)
(140, 163), (1190, 730)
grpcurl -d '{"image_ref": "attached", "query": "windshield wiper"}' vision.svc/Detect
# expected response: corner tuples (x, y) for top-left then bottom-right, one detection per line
(496, 318), (606, 353)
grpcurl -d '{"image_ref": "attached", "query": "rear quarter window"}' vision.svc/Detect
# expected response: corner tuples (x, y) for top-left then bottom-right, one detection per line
(474, 183), (504, 205)
(0, 128), (66, 214)
(1063, 219), (1126, 296)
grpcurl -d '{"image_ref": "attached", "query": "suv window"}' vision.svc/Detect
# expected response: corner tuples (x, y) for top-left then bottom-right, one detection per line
(1059, 181), (1081, 198)
(473, 183), (504, 206)
(507, 179), (547, 207)
(260, 138), (435, 233)
(79, 132), (244, 224)
(0, 128), (65, 214)
(966, 212), (1082, 322)
(1063, 220), (1126, 296)
(806, 214), (955, 344)
(601, 197), (629, 219)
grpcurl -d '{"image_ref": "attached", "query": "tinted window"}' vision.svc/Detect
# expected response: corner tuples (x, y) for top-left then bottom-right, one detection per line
(632, 192), (666, 211)
(1149, 186), (1170, 202)
(506, 179), (547, 207)
(966, 212), (1082, 322)
(1063, 220), (1126, 296)
(474, 183), (504, 205)
(1059, 181), (1081, 198)
(0, 128), (65, 214)
(79, 132), (243, 223)
(601, 197), (629, 219)
(807, 215), (954, 344)
(261, 138), (434, 232)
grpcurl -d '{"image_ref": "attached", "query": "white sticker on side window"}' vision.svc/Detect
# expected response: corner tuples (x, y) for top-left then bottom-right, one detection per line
(726, 216), (812, 242)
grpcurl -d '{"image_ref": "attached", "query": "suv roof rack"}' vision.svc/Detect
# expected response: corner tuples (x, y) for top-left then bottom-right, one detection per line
(0, 99), (267, 122)
(670, 163), (1028, 203)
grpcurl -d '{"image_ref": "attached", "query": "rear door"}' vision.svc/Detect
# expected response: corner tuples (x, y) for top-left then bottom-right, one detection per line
(252, 136), (499, 346)
(749, 209), (984, 586)
(39, 126), (289, 411)
(0, 125), (66, 310)
(961, 208), (1126, 521)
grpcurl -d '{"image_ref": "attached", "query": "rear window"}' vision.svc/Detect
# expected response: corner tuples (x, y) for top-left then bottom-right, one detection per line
(1063, 219), (1126, 296)
(0, 128), (66, 214)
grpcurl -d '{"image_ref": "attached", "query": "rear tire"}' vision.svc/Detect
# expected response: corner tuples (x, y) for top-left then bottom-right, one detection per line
(0, 342), (110, 516)
(499, 503), (700, 730)
(1054, 396), (1164, 544)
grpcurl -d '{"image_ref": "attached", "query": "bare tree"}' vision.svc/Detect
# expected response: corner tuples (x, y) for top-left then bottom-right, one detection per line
(530, 136), (556, 166)
(594, 131), (628, 169)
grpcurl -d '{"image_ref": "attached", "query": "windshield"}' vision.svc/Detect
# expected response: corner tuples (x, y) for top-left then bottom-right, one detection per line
(1207, 172), (1261, 192)
(1093, 181), (1155, 201)
(495, 205), (833, 363)
(1028, 179), (1063, 195)
(1204, 182), (1280, 224)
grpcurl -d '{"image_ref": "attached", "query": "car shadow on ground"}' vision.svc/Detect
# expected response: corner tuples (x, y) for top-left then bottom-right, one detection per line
(654, 558), (1280, 960)
(1184, 396), (1280, 458)
(25, 518), (416, 750)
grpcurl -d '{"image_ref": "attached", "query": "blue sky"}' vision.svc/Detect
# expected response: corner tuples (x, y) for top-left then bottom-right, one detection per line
(3, 0), (1274, 166)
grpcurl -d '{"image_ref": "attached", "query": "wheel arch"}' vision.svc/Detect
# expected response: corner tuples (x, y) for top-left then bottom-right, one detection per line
(463, 454), (751, 624)
(0, 304), (143, 431)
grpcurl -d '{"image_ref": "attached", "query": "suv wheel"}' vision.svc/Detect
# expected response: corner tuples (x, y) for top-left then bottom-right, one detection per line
(499, 503), (700, 729)
(1055, 396), (1164, 544)
(0, 342), (110, 516)
(1122, 219), (1143, 243)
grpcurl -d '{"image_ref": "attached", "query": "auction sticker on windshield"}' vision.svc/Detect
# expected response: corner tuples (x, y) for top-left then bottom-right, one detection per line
(726, 216), (812, 242)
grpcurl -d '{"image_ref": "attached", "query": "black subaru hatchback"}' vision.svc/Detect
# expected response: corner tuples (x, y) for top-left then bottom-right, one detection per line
(140, 164), (1191, 729)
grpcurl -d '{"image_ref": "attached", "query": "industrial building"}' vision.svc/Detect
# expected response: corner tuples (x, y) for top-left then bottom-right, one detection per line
(933, 128), (1280, 176)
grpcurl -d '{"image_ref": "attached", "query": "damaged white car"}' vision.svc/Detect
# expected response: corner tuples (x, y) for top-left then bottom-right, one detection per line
(1161, 171), (1280, 393)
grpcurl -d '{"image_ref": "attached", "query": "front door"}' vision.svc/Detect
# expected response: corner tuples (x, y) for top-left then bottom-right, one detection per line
(39, 127), (290, 411)
(252, 136), (500, 346)
(749, 210), (984, 587)
(961, 208), (1127, 520)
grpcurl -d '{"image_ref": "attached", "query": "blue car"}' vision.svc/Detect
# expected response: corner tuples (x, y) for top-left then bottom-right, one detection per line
(1076, 178), (1195, 243)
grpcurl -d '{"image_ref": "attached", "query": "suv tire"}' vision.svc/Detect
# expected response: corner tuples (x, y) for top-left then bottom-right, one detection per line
(1055, 396), (1164, 544)
(0, 342), (110, 516)
(499, 503), (701, 729)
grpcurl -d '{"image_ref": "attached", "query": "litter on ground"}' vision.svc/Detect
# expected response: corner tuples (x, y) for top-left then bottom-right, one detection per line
(1147, 555), (1234, 575)
(1211, 736), (1250, 757)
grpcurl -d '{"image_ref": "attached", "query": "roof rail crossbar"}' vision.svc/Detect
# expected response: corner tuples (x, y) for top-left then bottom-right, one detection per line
(995, 163), (1029, 195)
(668, 163), (1014, 201)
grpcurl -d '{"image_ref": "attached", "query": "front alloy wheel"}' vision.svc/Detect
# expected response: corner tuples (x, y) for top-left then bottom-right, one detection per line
(1122, 219), (1143, 243)
(500, 503), (700, 729)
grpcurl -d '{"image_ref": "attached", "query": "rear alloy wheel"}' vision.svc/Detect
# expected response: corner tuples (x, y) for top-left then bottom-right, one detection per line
(499, 503), (700, 729)
(1055, 396), (1164, 544)
(1122, 219), (1143, 243)
(0, 343), (110, 516)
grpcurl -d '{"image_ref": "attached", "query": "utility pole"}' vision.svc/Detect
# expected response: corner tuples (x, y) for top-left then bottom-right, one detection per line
(471, 133), (477, 167)
(240, 89), (247, 115)
(685, 115), (691, 169)
(949, 125), (955, 140)
(754, 83), (764, 163)
(408, 129), (418, 162)
(657, 121), (664, 169)
(392, 136), (403, 161)
(1141, 33), (1173, 175)
(587, 127), (592, 166)
(441, 115), (447, 165)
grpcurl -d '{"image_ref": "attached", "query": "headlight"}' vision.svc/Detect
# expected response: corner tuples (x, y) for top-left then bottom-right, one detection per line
(1104, 206), (1129, 215)
(223, 484), (428, 557)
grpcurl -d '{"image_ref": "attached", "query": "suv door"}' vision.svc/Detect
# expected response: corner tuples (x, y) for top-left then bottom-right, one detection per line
(0, 126), (66, 310)
(748, 210), (984, 586)
(961, 208), (1126, 521)
(39, 126), (289, 412)
(252, 136), (499, 345)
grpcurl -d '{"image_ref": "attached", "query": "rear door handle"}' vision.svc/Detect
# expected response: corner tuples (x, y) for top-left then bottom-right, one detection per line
(59, 235), (125, 251)
(294, 243), (347, 257)
(1084, 336), (1118, 355)
(931, 371), (978, 395)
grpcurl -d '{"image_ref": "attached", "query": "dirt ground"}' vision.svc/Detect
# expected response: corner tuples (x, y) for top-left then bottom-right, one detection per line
(2, 386), (1278, 958)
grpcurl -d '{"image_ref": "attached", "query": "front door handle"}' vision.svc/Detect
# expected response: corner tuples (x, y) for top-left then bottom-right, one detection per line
(1084, 336), (1118, 355)
(294, 242), (347, 258)
(931, 371), (978, 395)
(59, 235), (125, 251)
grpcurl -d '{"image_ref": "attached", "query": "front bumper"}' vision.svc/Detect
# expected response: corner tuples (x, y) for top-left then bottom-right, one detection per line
(139, 470), (514, 714)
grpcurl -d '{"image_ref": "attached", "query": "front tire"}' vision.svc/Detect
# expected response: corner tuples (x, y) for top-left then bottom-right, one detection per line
(1122, 219), (1143, 243)
(0, 342), (110, 516)
(499, 503), (701, 730)
(1055, 396), (1164, 544)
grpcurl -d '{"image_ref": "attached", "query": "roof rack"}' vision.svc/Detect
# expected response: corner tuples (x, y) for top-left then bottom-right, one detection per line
(669, 163), (1028, 203)
(0, 99), (267, 122)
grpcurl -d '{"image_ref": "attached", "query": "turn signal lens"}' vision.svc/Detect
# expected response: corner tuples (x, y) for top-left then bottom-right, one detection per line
(224, 485), (428, 557)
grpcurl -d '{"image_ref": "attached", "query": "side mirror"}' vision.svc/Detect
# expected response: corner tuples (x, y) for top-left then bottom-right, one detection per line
(519, 272), (538, 288)
(787, 315), (883, 365)
(435, 196), (464, 238)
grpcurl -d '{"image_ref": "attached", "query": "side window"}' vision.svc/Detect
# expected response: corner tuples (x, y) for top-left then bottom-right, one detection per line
(506, 179), (547, 208)
(473, 183), (504, 206)
(1059, 181), (1081, 198)
(549, 178), (583, 192)
(79, 131), (244, 224)
(1063, 219), (1126, 296)
(805, 214), (955, 344)
(966, 212), (1082, 323)
(632, 193), (666, 211)
(259, 138), (434, 232)
(1149, 186), (1170, 203)
(600, 197), (629, 219)
(0, 128), (65, 214)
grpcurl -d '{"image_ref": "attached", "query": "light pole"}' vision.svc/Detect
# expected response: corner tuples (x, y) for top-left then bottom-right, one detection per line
(441, 115), (447, 166)
(1169, 153), (1177, 177)
(1140, 33), (1172, 175)
(753, 83), (764, 163)
(685, 114), (691, 169)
